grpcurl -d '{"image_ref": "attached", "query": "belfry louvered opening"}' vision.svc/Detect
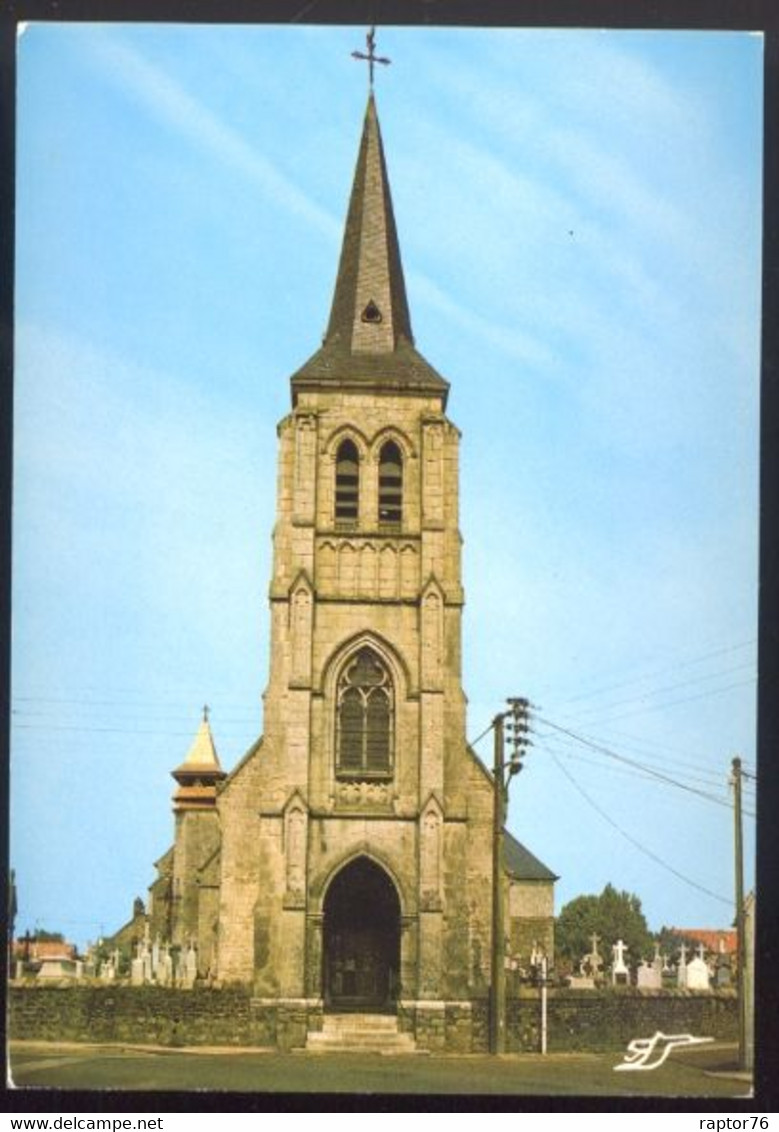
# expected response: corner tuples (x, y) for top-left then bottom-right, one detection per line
(336, 647), (393, 778)
(335, 439), (360, 526)
(378, 440), (403, 528)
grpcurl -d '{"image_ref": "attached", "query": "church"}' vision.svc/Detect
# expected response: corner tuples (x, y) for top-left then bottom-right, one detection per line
(111, 68), (557, 1051)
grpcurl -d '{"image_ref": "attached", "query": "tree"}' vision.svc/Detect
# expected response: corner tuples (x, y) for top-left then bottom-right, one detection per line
(32, 929), (65, 943)
(556, 884), (653, 970)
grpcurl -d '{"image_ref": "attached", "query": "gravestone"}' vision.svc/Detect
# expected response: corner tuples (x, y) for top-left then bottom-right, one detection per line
(588, 933), (603, 977)
(676, 942), (688, 988)
(637, 958), (661, 989)
(715, 949), (732, 988)
(183, 942), (197, 988)
(158, 943), (173, 987)
(687, 943), (711, 990)
(573, 933), (602, 986)
(611, 939), (629, 986)
(130, 939), (145, 986)
(568, 954), (596, 989)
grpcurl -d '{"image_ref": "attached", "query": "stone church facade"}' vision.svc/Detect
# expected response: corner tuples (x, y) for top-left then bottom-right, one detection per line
(113, 92), (556, 1050)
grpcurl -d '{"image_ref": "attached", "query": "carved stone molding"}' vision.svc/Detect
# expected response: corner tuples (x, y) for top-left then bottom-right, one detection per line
(334, 779), (393, 810)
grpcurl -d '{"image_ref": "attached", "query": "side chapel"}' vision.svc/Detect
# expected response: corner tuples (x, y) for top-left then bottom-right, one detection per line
(112, 72), (557, 1050)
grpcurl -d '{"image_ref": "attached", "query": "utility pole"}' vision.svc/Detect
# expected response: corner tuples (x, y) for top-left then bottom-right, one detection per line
(489, 697), (531, 1055)
(731, 755), (747, 1071)
(490, 713), (506, 1055)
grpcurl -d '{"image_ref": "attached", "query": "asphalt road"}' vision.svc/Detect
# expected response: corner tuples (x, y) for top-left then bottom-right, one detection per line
(7, 1041), (752, 1101)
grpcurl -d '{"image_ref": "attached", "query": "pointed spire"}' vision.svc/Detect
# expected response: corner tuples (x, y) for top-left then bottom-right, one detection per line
(290, 95), (449, 405)
(180, 711), (221, 770)
(172, 710), (226, 812)
(326, 94), (413, 354)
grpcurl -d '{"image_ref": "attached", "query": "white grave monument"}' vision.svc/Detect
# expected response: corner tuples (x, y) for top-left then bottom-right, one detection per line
(183, 942), (197, 988)
(686, 943), (711, 991)
(588, 933), (604, 978)
(677, 942), (688, 988)
(130, 940), (144, 986)
(158, 943), (173, 987)
(612, 939), (629, 985)
(141, 922), (153, 983)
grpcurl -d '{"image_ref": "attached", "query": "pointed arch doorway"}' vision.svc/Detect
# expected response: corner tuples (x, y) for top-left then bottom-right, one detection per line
(322, 856), (401, 1012)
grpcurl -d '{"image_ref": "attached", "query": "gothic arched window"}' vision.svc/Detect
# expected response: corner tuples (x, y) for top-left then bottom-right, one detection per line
(336, 648), (393, 778)
(378, 441), (403, 527)
(335, 439), (360, 526)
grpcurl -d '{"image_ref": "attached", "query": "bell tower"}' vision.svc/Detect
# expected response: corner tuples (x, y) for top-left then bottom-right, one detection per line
(215, 70), (493, 1029)
(106, 35), (557, 1047)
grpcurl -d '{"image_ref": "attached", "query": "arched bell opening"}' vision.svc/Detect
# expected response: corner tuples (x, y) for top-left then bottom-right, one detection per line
(322, 856), (401, 1012)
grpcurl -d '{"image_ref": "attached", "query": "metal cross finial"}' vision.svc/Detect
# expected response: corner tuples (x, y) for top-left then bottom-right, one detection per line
(351, 26), (391, 88)
(202, 703), (210, 723)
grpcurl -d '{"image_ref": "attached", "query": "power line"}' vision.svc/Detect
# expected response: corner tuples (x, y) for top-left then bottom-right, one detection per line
(11, 723), (259, 739)
(12, 695), (259, 712)
(538, 731), (734, 795)
(468, 720), (496, 749)
(547, 748), (732, 907)
(544, 743), (666, 787)
(568, 677), (756, 728)
(544, 720), (750, 777)
(538, 715), (756, 816)
(559, 662), (756, 722)
(548, 638), (756, 711)
(12, 709), (259, 727)
(541, 719), (747, 792)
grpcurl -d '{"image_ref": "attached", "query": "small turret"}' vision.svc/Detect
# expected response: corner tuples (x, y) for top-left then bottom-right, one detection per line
(171, 706), (226, 811)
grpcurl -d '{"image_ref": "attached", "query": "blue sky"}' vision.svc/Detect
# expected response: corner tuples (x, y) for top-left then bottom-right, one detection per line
(12, 24), (762, 950)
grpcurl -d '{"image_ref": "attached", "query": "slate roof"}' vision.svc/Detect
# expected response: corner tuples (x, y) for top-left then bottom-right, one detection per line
(291, 337), (449, 400)
(291, 93), (448, 407)
(504, 829), (558, 882)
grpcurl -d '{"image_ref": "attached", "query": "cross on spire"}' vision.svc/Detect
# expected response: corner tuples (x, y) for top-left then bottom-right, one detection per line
(202, 703), (210, 723)
(351, 26), (391, 88)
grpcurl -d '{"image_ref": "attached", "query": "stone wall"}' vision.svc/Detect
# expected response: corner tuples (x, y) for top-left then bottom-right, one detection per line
(8, 986), (257, 1047)
(9, 985), (737, 1053)
(507, 988), (738, 1053)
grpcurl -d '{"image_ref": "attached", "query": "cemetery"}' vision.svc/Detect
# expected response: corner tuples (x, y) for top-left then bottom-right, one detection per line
(9, 931), (738, 1053)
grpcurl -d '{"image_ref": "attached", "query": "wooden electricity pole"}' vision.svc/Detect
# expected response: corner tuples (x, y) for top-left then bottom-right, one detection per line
(732, 755), (747, 1071)
(490, 714), (507, 1055)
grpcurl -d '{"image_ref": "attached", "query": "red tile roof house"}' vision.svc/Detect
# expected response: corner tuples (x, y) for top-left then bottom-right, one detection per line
(13, 938), (80, 979)
(672, 929), (737, 956)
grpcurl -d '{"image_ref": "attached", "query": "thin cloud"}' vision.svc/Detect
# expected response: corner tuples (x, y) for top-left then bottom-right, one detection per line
(410, 271), (555, 370)
(85, 32), (341, 242)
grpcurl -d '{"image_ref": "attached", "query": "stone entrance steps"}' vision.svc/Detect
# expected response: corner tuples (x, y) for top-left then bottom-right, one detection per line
(305, 1012), (418, 1054)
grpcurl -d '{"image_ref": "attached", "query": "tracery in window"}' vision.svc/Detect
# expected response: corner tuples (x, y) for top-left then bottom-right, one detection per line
(335, 439), (360, 526)
(378, 441), (403, 527)
(336, 648), (393, 778)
